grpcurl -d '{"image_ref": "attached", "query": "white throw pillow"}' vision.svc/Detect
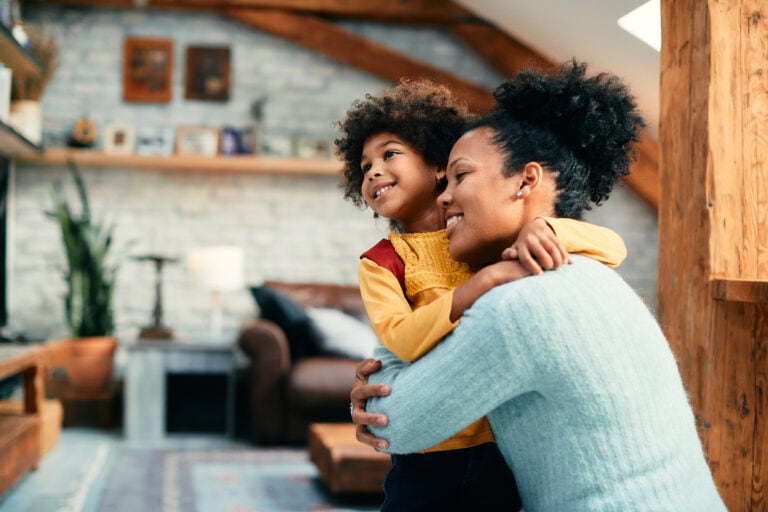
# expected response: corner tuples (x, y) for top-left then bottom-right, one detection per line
(306, 307), (378, 359)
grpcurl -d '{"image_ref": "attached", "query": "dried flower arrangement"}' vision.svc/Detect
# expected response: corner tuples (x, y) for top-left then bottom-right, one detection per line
(11, 24), (58, 101)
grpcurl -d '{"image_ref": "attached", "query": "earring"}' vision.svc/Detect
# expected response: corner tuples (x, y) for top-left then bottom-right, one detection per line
(516, 190), (523, 198)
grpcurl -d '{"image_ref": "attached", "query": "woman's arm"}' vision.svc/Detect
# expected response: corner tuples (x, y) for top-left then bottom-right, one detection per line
(367, 277), (541, 454)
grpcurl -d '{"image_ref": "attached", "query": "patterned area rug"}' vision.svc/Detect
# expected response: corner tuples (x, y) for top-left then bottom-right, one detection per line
(97, 448), (381, 512)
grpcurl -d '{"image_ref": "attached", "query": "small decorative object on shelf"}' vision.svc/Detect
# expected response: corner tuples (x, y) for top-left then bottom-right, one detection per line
(175, 125), (219, 156)
(135, 126), (174, 156)
(102, 122), (135, 155)
(68, 116), (96, 148)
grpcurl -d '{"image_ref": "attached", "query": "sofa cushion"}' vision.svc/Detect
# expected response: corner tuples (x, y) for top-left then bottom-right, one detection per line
(249, 285), (323, 361)
(306, 307), (377, 360)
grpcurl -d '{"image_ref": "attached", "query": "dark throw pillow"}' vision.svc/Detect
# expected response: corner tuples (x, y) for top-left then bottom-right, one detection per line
(249, 285), (323, 361)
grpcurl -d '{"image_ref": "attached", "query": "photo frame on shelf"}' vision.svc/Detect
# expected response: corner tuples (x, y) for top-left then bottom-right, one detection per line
(135, 127), (175, 156)
(184, 46), (231, 101)
(123, 37), (174, 103)
(259, 134), (294, 157)
(102, 122), (135, 155)
(294, 136), (332, 159)
(175, 126), (220, 156)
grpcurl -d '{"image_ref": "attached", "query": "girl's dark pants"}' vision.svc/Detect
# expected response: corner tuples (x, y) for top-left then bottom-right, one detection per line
(380, 442), (522, 511)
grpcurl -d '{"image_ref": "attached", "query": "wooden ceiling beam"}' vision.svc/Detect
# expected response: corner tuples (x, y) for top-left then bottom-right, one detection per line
(40, 0), (479, 23)
(452, 22), (554, 78)
(225, 8), (494, 113)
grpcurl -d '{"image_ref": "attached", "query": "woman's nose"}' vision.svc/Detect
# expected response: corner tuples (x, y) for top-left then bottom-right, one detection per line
(437, 190), (452, 208)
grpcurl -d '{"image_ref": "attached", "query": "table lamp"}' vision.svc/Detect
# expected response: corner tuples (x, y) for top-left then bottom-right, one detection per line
(188, 246), (245, 342)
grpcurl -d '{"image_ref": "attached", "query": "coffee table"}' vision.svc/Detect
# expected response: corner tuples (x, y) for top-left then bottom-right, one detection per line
(307, 422), (391, 494)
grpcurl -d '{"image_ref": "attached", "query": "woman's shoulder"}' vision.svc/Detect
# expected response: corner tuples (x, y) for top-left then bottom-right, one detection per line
(474, 256), (623, 312)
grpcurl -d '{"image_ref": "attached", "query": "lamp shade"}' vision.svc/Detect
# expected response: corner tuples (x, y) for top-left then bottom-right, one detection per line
(188, 246), (245, 291)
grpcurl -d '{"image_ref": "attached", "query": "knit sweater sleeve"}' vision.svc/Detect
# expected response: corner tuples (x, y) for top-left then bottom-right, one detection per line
(358, 257), (458, 362)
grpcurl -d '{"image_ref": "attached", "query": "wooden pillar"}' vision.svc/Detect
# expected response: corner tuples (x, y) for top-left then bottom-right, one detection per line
(658, 1), (768, 510)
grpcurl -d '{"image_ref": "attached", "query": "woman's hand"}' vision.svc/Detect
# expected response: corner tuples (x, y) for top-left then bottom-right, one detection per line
(502, 217), (572, 274)
(350, 358), (391, 450)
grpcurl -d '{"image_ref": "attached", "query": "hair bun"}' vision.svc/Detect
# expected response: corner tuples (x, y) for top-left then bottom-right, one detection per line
(493, 60), (645, 204)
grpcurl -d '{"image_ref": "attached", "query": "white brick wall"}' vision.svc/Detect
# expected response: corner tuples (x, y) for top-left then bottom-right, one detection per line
(10, 5), (658, 344)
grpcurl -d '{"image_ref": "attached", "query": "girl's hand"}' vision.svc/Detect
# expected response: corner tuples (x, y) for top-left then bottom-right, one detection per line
(502, 217), (572, 274)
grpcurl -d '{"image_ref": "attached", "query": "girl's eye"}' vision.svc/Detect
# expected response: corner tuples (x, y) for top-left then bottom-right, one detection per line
(383, 150), (397, 160)
(361, 163), (372, 175)
(455, 171), (468, 182)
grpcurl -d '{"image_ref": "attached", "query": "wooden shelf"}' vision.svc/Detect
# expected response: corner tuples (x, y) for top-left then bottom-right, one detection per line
(0, 23), (42, 79)
(0, 120), (41, 159)
(711, 278), (768, 303)
(19, 148), (342, 175)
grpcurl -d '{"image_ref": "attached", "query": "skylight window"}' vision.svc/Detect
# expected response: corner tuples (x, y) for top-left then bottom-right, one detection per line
(618, 0), (661, 52)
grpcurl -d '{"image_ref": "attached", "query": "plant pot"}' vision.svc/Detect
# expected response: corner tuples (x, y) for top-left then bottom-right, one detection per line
(8, 100), (42, 144)
(66, 336), (118, 390)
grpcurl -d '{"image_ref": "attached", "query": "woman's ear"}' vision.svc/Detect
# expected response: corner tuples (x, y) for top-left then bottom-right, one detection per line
(518, 162), (544, 197)
(434, 168), (448, 192)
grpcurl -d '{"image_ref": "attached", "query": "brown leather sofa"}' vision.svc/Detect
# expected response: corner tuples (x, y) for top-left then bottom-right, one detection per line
(237, 281), (366, 445)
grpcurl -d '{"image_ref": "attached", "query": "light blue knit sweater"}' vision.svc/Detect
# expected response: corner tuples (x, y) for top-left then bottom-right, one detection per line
(368, 256), (725, 511)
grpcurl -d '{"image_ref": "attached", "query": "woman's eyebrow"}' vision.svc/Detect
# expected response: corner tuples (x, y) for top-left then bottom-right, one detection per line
(448, 157), (469, 170)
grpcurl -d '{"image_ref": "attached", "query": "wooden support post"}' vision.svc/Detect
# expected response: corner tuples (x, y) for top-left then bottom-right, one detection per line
(658, 1), (768, 510)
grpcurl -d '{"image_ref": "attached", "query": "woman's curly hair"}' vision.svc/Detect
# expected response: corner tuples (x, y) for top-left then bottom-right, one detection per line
(334, 79), (472, 208)
(474, 60), (646, 219)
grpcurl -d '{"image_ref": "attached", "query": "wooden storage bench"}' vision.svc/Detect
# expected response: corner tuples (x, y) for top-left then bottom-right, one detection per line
(308, 422), (391, 494)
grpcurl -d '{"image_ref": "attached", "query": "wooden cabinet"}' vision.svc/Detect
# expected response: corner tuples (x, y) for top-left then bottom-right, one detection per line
(0, 24), (43, 159)
(0, 344), (44, 495)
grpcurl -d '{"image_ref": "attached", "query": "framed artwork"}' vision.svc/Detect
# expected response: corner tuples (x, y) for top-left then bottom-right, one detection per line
(123, 37), (174, 103)
(103, 122), (135, 155)
(185, 46), (231, 101)
(176, 126), (220, 156)
(135, 127), (175, 156)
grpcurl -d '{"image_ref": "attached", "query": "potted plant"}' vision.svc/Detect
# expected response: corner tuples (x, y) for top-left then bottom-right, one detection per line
(9, 23), (58, 144)
(48, 160), (118, 390)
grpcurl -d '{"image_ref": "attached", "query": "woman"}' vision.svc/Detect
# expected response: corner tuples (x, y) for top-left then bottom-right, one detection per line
(351, 61), (726, 511)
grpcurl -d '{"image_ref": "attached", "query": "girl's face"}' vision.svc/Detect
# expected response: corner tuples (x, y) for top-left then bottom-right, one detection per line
(439, 127), (529, 266)
(360, 132), (445, 233)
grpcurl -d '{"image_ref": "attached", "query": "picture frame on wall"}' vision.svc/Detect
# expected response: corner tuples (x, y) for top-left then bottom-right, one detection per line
(185, 46), (231, 101)
(176, 126), (220, 156)
(103, 123), (135, 155)
(123, 37), (174, 103)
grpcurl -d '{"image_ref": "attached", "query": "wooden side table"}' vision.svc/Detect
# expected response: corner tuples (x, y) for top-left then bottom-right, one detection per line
(308, 423), (391, 494)
(0, 344), (44, 495)
(123, 340), (237, 441)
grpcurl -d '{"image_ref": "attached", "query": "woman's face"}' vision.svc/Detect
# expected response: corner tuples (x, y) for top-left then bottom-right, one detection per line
(440, 127), (528, 266)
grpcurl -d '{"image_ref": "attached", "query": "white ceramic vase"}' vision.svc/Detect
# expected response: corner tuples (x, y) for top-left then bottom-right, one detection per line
(9, 99), (42, 145)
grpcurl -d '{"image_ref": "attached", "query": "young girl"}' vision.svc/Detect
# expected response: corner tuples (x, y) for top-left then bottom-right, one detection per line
(335, 79), (626, 511)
